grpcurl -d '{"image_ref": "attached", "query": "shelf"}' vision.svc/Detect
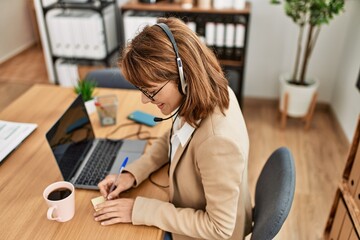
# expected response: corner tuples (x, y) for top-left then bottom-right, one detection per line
(121, 0), (251, 14)
(51, 48), (119, 65)
(43, 1), (113, 12)
(219, 59), (243, 67)
(35, 0), (119, 85)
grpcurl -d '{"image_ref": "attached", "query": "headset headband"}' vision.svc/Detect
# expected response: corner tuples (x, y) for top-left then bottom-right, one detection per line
(155, 23), (187, 95)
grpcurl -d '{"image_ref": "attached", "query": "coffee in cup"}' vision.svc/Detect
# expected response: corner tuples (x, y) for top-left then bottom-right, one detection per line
(47, 188), (72, 201)
(43, 181), (75, 222)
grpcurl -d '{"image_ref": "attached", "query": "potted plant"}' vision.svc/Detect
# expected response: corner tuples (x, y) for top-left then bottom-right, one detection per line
(74, 79), (97, 113)
(271, 0), (345, 120)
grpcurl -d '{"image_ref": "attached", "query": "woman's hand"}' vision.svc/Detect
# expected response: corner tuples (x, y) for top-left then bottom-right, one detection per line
(98, 172), (136, 200)
(94, 198), (135, 225)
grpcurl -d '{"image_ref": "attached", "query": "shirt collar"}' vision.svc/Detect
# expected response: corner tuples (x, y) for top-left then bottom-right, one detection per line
(172, 117), (197, 147)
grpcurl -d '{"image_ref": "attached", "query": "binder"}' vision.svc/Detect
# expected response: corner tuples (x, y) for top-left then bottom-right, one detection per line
(59, 13), (74, 57)
(46, 9), (63, 56)
(225, 22), (235, 60)
(205, 21), (215, 48)
(80, 11), (93, 59)
(235, 23), (245, 48)
(186, 22), (197, 33)
(233, 0), (246, 9)
(89, 12), (106, 59)
(215, 21), (225, 59)
(213, 0), (232, 9)
(71, 11), (85, 58)
(102, 4), (117, 54)
(55, 59), (79, 87)
(234, 23), (245, 61)
(55, 59), (67, 86)
(42, 0), (57, 8)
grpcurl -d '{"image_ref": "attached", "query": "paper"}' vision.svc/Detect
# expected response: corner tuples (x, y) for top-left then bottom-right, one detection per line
(0, 120), (37, 163)
(91, 196), (106, 210)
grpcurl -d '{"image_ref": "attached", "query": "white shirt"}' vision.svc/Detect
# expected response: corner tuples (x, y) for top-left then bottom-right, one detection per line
(170, 117), (196, 161)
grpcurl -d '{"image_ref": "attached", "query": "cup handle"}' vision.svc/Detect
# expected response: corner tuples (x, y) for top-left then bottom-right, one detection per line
(47, 206), (60, 221)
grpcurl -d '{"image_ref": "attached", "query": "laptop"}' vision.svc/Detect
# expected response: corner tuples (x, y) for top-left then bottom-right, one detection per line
(46, 94), (146, 190)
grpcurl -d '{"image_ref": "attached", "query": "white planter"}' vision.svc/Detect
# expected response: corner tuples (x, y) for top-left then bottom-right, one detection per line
(279, 74), (319, 117)
(85, 99), (96, 114)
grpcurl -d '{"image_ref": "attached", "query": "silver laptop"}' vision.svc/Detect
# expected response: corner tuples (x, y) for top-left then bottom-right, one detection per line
(46, 94), (146, 190)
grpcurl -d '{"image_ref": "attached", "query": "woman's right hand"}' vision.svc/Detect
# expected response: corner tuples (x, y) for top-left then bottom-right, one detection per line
(98, 172), (136, 200)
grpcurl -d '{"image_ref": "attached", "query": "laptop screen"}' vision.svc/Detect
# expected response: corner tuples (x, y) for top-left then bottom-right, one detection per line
(46, 95), (95, 180)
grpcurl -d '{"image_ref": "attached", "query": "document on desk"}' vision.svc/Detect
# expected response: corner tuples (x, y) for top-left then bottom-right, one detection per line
(0, 120), (37, 163)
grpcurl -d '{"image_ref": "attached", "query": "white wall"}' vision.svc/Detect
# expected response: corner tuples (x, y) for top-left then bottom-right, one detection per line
(331, 1), (360, 141)
(244, 0), (360, 141)
(0, 0), (35, 63)
(244, 0), (356, 102)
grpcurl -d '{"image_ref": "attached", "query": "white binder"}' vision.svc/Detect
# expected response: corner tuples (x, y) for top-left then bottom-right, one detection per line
(59, 13), (74, 57)
(225, 23), (235, 48)
(215, 22), (225, 47)
(235, 24), (245, 48)
(88, 12), (106, 59)
(55, 59), (79, 87)
(102, 4), (117, 53)
(42, 0), (57, 8)
(70, 11), (85, 58)
(205, 22), (215, 47)
(46, 9), (63, 56)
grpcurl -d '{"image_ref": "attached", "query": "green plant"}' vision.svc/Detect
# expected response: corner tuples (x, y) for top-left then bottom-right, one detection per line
(271, 0), (345, 85)
(74, 79), (97, 102)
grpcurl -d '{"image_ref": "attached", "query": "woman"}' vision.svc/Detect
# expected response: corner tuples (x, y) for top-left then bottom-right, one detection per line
(94, 17), (252, 240)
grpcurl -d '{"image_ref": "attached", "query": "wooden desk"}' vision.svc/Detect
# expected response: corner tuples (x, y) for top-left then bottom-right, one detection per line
(0, 84), (170, 240)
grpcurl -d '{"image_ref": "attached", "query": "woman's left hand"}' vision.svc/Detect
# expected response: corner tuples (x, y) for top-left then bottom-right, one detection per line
(94, 198), (135, 225)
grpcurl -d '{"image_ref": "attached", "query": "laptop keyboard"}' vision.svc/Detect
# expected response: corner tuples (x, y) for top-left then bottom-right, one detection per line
(75, 140), (123, 186)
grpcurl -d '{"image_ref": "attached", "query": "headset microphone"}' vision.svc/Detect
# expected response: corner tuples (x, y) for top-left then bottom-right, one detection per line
(154, 109), (180, 122)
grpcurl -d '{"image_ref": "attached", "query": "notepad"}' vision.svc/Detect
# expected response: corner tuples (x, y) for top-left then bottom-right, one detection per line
(91, 196), (106, 210)
(0, 120), (37, 163)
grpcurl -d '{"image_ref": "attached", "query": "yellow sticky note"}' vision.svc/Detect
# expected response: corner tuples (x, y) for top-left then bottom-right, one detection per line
(91, 196), (106, 210)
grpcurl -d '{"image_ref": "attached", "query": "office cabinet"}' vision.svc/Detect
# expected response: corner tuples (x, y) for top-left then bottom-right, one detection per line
(329, 197), (347, 239)
(348, 143), (360, 197)
(34, 0), (120, 85)
(120, 0), (251, 106)
(324, 116), (360, 239)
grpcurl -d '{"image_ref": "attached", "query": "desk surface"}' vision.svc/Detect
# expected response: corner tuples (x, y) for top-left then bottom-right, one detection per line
(0, 84), (170, 240)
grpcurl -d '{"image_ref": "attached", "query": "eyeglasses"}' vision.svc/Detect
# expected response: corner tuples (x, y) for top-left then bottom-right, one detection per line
(136, 80), (171, 101)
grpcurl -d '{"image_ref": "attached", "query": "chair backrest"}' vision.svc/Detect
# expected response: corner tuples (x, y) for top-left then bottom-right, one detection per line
(84, 68), (137, 89)
(250, 147), (296, 240)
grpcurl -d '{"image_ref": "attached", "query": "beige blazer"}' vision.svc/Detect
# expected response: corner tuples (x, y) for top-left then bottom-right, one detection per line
(126, 88), (252, 240)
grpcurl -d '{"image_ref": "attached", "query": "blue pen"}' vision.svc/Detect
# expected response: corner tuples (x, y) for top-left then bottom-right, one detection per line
(108, 157), (129, 194)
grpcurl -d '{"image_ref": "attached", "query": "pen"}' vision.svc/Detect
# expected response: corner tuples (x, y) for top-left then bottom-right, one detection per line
(108, 156), (129, 195)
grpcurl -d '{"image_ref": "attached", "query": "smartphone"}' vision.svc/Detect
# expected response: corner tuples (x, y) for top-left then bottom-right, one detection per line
(128, 110), (157, 127)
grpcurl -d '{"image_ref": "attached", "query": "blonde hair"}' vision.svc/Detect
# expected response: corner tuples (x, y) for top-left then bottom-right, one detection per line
(120, 17), (229, 127)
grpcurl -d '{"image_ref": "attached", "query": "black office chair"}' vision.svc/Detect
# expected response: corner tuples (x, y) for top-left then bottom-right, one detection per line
(250, 147), (296, 240)
(84, 68), (137, 89)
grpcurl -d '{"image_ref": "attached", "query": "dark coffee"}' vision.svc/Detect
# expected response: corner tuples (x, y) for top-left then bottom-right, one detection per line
(47, 188), (72, 201)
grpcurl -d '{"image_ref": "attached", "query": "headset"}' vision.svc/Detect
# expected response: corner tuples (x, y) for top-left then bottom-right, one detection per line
(155, 23), (187, 95)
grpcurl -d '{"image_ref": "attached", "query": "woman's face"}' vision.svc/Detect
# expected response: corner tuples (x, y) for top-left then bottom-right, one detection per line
(140, 81), (183, 116)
